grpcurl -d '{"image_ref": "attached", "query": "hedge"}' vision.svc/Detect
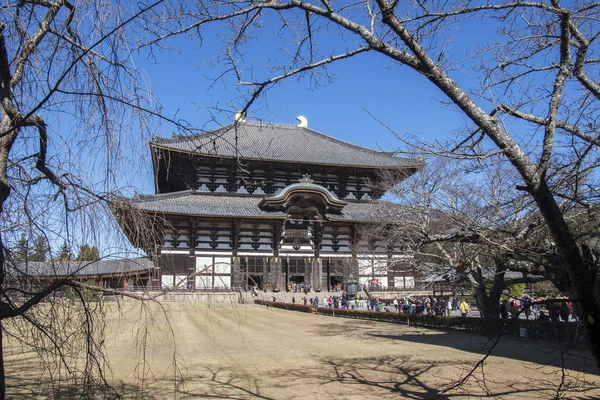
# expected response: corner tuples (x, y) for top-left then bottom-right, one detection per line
(254, 300), (582, 342)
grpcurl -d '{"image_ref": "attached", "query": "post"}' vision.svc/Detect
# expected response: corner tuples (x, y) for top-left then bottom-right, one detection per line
(188, 220), (196, 290)
(270, 257), (283, 291)
(304, 257), (312, 289)
(231, 221), (243, 289)
(151, 245), (161, 290)
(326, 258), (331, 291)
(231, 256), (242, 290)
(312, 257), (322, 291)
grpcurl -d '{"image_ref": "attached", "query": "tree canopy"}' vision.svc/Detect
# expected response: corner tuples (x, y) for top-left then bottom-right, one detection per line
(11, 235), (48, 262)
(55, 241), (72, 262)
(75, 244), (100, 262)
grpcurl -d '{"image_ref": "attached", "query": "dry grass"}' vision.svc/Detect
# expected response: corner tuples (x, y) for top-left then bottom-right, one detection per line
(5, 301), (600, 399)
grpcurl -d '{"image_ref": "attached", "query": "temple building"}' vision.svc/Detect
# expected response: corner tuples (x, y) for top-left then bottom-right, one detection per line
(114, 116), (424, 291)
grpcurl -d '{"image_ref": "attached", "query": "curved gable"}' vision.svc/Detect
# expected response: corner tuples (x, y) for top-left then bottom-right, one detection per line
(259, 175), (347, 212)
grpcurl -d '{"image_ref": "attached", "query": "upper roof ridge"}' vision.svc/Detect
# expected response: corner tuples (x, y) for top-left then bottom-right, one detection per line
(154, 121), (394, 156)
(149, 119), (424, 169)
(134, 190), (192, 202)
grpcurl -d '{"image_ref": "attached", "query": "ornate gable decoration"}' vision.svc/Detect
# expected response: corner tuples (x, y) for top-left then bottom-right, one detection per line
(259, 175), (347, 213)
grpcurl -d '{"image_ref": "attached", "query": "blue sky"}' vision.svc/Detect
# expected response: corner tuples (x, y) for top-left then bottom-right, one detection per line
(135, 16), (482, 184)
(145, 50), (466, 142)
(135, 46), (472, 197)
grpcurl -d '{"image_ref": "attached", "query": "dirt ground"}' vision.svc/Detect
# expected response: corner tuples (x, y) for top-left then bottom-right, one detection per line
(5, 302), (600, 399)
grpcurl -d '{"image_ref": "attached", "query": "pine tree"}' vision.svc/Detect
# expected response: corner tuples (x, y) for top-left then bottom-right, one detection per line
(56, 241), (72, 262)
(76, 244), (100, 261)
(13, 234), (29, 261)
(29, 236), (49, 262)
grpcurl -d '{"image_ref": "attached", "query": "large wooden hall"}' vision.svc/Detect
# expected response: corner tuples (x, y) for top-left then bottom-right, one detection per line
(114, 116), (424, 291)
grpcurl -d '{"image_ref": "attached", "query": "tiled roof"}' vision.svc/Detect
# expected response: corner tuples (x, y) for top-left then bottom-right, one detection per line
(327, 201), (412, 222)
(12, 258), (153, 277)
(151, 121), (423, 169)
(127, 191), (287, 219)
(125, 191), (408, 222)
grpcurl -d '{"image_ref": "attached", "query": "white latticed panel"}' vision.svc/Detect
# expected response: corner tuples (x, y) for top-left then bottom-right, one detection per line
(196, 275), (213, 289)
(213, 257), (231, 273)
(214, 276), (231, 288)
(161, 275), (174, 289)
(196, 257), (213, 274)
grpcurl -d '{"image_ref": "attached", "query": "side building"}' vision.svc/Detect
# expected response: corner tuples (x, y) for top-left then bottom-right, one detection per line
(114, 117), (424, 291)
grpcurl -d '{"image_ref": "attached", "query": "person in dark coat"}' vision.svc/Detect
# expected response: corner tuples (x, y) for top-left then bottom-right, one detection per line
(559, 302), (571, 322)
(500, 300), (509, 319)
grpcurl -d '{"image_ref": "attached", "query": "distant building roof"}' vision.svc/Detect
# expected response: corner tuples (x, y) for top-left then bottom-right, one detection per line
(11, 258), (153, 278)
(151, 121), (423, 169)
(124, 190), (408, 223)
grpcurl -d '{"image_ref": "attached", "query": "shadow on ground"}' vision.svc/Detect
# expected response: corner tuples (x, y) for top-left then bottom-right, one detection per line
(8, 352), (597, 399)
(312, 319), (599, 376)
(3, 347), (155, 399)
(118, 355), (597, 399)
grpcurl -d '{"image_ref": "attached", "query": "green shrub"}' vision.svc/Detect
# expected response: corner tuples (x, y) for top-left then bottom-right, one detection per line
(254, 300), (581, 342)
(509, 283), (526, 299)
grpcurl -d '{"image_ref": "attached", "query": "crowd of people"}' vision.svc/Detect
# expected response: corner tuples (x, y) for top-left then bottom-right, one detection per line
(288, 294), (472, 316)
(288, 282), (312, 294)
(500, 296), (575, 322)
(284, 291), (575, 322)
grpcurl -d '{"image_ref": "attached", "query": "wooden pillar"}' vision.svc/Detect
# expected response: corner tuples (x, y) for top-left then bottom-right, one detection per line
(311, 219), (323, 291)
(270, 221), (284, 291)
(283, 257), (289, 290)
(349, 225), (360, 283)
(188, 220), (196, 290)
(326, 258), (331, 291)
(304, 257), (312, 288)
(270, 257), (283, 291)
(263, 256), (270, 289)
(387, 242), (394, 289)
(231, 220), (243, 289)
(151, 245), (161, 290)
(273, 221), (283, 257)
(232, 257), (242, 290)
(312, 257), (322, 291)
(313, 221), (323, 258)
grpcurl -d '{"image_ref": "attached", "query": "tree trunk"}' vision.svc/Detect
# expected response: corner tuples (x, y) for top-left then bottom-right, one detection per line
(0, 320), (4, 400)
(0, 220), (5, 399)
(482, 289), (502, 337)
(532, 180), (600, 367)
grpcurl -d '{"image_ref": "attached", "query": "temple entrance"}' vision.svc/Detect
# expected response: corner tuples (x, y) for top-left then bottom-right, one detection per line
(289, 275), (310, 293)
(330, 275), (343, 291)
(285, 258), (307, 291)
(247, 275), (263, 290)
